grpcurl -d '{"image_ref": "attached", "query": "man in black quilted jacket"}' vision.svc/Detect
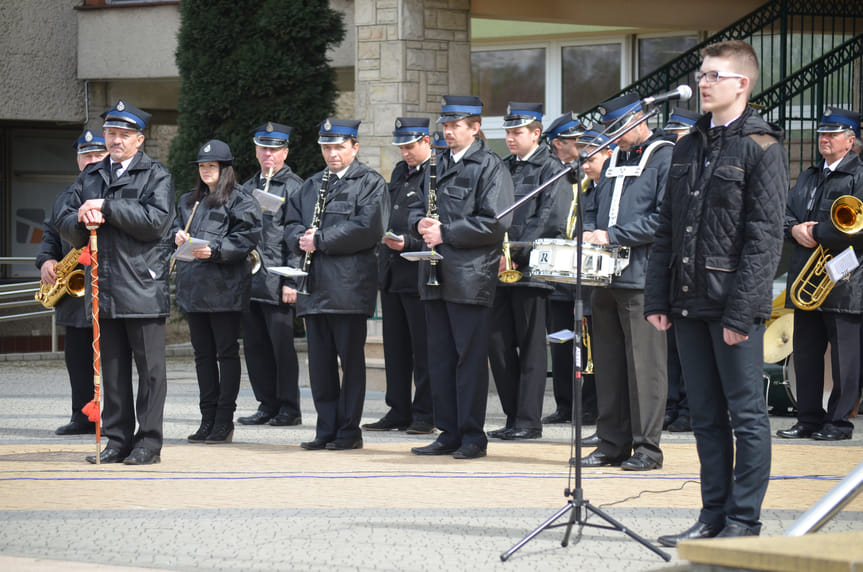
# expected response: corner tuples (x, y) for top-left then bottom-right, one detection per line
(645, 40), (789, 544)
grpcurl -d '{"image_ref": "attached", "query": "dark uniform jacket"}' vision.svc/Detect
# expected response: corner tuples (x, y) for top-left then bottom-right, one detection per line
(242, 166), (304, 303)
(284, 160), (388, 317)
(585, 130), (675, 290)
(380, 159), (428, 294)
(58, 151), (175, 319)
(35, 186), (88, 328)
(173, 185), (262, 313)
(502, 142), (568, 292)
(408, 137), (514, 307)
(644, 107), (789, 335)
(784, 151), (863, 313)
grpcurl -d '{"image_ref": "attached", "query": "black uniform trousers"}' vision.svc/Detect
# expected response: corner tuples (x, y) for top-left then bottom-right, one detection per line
(665, 329), (690, 420)
(591, 287), (666, 463)
(305, 314), (367, 443)
(547, 298), (597, 419)
(187, 311), (243, 425)
(380, 290), (432, 425)
(489, 287), (547, 430)
(64, 325), (94, 423)
(674, 318), (771, 529)
(793, 309), (860, 434)
(98, 317), (167, 453)
(242, 301), (300, 418)
(425, 300), (491, 450)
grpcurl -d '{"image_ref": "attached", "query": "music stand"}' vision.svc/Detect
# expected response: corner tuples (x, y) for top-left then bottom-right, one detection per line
(495, 108), (671, 562)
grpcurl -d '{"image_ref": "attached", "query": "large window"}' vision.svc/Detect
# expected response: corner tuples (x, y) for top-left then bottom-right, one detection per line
(637, 35), (698, 79)
(471, 48), (546, 117)
(561, 44), (622, 114)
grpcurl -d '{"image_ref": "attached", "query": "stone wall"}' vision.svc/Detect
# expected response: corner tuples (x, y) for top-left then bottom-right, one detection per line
(354, 0), (470, 179)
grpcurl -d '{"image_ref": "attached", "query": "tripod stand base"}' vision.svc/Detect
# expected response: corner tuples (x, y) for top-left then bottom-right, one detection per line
(500, 497), (671, 562)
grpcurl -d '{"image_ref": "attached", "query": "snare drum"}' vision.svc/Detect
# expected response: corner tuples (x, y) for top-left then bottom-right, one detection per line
(529, 239), (631, 286)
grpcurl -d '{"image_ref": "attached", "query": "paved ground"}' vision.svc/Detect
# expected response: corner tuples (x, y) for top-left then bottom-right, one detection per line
(0, 353), (861, 571)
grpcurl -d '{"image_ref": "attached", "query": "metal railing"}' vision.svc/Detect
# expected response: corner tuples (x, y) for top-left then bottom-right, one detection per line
(577, 0), (863, 177)
(0, 257), (59, 352)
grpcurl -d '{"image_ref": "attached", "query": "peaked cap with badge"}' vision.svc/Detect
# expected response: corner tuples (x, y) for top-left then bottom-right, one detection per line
(318, 118), (361, 144)
(251, 122), (293, 148)
(101, 100), (151, 132)
(391, 117), (430, 146)
(74, 129), (107, 154)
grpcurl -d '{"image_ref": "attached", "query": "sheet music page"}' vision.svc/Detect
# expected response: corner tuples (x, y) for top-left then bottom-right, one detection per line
(825, 246), (859, 282)
(172, 237), (210, 262)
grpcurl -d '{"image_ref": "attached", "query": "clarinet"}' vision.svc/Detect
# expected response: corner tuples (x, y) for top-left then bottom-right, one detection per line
(426, 150), (441, 286)
(297, 168), (330, 295)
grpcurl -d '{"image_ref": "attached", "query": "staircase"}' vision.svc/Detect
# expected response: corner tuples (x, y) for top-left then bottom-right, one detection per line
(579, 0), (863, 179)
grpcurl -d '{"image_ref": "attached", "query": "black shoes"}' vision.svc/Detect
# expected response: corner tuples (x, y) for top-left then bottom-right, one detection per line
(500, 428), (541, 440)
(268, 414), (302, 426)
(577, 450), (627, 468)
(205, 423), (234, 444)
(452, 443), (487, 459)
(405, 420), (435, 434)
(812, 423), (852, 441)
(123, 447), (161, 465)
(487, 427), (512, 439)
(411, 441), (459, 456)
(55, 419), (95, 435)
(658, 521), (722, 547)
(620, 452), (662, 471)
(301, 438), (329, 450)
(362, 418), (410, 431)
(237, 410), (273, 425)
(582, 432), (600, 446)
(716, 522), (760, 538)
(325, 438), (363, 450)
(187, 420), (214, 443)
(776, 423), (816, 439)
(86, 447), (128, 464)
(667, 415), (692, 432)
(541, 410), (571, 424)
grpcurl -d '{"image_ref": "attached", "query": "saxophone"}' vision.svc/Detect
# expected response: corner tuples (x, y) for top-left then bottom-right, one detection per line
(297, 168), (331, 295)
(35, 246), (86, 308)
(426, 150), (440, 286)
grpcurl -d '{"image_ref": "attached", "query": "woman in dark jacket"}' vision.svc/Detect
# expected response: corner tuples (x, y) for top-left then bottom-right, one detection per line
(174, 140), (262, 444)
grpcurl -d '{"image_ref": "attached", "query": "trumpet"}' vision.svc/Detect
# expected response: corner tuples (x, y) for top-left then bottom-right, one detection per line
(565, 173), (592, 240)
(499, 231), (523, 283)
(35, 247), (86, 308)
(790, 195), (863, 310)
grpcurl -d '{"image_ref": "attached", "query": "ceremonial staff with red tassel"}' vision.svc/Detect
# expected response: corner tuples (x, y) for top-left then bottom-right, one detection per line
(81, 224), (102, 463)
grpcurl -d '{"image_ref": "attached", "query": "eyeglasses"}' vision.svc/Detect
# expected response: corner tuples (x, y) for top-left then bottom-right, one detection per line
(695, 71), (748, 84)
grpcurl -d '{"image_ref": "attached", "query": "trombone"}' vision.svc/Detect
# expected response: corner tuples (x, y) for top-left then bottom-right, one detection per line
(789, 195), (863, 310)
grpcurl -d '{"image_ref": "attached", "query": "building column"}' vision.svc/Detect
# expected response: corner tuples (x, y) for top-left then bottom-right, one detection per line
(355, 0), (470, 177)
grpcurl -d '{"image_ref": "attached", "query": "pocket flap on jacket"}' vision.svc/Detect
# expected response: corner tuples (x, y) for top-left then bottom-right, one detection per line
(704, 255), (738, 271)
(443, 186), (469, 200)
(712, 164), (745, 182)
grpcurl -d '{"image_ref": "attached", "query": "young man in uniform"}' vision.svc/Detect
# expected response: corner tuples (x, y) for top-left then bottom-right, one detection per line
(409, 95), (514, 459)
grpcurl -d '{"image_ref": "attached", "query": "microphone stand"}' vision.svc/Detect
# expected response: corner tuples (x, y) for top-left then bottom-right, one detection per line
(497, 107), (670, 562)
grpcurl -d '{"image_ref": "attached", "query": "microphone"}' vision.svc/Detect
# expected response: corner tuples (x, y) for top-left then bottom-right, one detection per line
(641, 85), (693, 106)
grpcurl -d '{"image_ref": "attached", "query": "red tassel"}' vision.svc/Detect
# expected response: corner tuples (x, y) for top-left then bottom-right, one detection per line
(78, 246), (91, 266)
(82, 399), (99, 422)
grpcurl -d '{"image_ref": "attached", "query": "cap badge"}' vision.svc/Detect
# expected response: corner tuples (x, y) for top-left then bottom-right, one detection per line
(266, 122), (274, 132)
(324, 120), (332, 132)
(570, 112), (578, 121)
(84, 131), (93, 142)
(395, 119), (402, 128)
(597, 106), (607, 116)
(506, 104), (512, 115)
(204, 144), (211, 152)
(441, 96), (446, 106)
(824, 109), (833, 117)
(117, 101), (126, 111)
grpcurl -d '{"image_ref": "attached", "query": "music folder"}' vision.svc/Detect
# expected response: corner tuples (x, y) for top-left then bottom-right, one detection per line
(267, 266), (308, 277)
(172, 237), (210, 262)
(252, 188), (285, 212)
(400, 251), (443, 262)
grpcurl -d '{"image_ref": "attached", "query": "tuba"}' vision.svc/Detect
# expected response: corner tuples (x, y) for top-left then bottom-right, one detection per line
(35, 247), (86, 308)
(790, 195), (863, 310)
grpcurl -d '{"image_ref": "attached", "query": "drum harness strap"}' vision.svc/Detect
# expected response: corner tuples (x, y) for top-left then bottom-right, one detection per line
(604, 140), (673, 227)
